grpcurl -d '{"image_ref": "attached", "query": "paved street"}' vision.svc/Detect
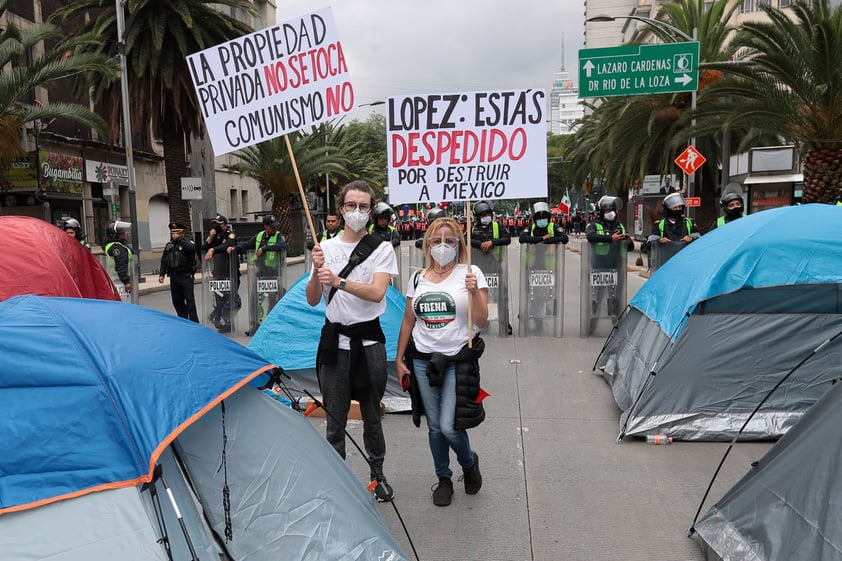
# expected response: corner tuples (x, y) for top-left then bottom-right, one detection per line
(140, 239), (771, 561)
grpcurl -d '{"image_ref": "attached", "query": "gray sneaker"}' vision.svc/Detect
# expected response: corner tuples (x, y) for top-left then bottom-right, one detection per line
(373, 478), (394, 502)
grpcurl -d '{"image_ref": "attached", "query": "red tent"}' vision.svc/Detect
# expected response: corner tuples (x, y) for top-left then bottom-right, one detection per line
(0, 216), (120, 301)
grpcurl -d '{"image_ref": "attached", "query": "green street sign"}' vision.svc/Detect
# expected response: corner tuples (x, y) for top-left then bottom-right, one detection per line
(578, 41), (700, 98)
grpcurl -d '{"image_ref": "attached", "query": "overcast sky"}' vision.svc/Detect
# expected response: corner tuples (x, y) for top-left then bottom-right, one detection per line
(275, 1), (585, 116)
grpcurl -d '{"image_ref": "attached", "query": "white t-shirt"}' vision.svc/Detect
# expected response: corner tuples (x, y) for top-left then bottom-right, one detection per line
(407, 264), (488, 356)
(316, 236), (398, 349)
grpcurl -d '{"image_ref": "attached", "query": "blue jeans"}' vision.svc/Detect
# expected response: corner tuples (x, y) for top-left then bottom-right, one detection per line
(413, 358), (474, 478)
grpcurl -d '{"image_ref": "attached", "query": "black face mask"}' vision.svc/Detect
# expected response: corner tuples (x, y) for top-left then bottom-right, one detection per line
(668, 208), (684, 219)
(726, 207), (743, 219)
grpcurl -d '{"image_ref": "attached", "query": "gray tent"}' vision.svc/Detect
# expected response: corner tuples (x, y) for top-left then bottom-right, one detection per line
(596, 205), (842, 441)
(0, 296), (407, 561)
(0, 387), (409, 561)
(693, 380), (842, 561)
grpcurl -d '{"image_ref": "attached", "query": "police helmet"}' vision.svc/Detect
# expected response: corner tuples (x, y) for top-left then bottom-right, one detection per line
(720, 192), (744, 209)
(663, 192), (686, 210)
(473, 201), (493, 217)
(598, 196), (623, 212)
(63, 217), (81, 230)
(105, 220), (131, 237)
(373, 202), (393, 218)
(211, 213), (228, 225)
(262, 214), (279, 228)
(426, 207), (446, 222)
(532, 202), (551, 220)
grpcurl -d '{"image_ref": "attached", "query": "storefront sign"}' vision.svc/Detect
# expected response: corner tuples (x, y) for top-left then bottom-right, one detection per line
(85, 160), (130, 185)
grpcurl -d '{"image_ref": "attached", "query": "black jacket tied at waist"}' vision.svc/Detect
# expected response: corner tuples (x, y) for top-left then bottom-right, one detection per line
(408, 335), (486, 431)
(317, 318), (385, 401)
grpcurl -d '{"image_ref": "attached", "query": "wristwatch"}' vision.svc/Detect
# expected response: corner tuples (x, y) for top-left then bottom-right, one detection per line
(338, 278), (347, 290)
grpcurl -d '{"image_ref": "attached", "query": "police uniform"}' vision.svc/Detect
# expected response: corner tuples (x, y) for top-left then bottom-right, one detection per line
(201, 214), (239, 332)
(159, 222), (198, 322)
(103, 224), (136, 293)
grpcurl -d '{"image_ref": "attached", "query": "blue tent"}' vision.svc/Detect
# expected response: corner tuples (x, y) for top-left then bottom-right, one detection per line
(249, 273), (410, 410)
(0, 295), (273, 514)
(0, 295), (409, 560)
(596, 204), (842, 440)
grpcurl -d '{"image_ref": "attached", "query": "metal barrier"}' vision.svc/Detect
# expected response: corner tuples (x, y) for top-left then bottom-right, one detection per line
(518, 243), (564, 337)
(471, 246), (511, 337)
(580, 242), (627, 338)
(245, 248), (287, 336)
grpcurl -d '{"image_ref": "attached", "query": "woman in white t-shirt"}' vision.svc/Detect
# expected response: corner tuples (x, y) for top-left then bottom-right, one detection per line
(396, 217), (489, 507)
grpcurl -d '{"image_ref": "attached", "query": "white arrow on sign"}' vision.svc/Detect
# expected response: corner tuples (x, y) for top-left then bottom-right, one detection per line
(675, 74), (693, 86)
(583, 60), (595, 78)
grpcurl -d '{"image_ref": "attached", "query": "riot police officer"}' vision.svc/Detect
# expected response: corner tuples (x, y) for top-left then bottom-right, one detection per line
(471, 201), (511, 253)
(519, 202), (569, 247)
(158, 222), (198, 322)
(369, 202), (401, 247)
(648, 192), (700, 245)
(103, 220), (135, 294)
(711, 192), (745, 229)
(62, 217), (90, 249)
(414, 207), (446, 249)
(586, 196), (634, 318)
(234, 214), (287, 275)
(202, 214), (239, 333)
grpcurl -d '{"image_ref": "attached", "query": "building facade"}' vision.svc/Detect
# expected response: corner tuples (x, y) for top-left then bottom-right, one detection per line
(0, 0), (276, 250)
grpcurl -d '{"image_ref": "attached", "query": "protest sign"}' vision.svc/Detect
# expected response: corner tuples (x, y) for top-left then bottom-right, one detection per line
(187, 8), (352, 156)
(386, 89), (548, 204)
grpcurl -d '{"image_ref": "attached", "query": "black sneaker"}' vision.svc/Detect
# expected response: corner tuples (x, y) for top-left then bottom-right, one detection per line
(432, 476), (453, 507)
(373, 478), (394, 502)
(460, 452), (482, 494)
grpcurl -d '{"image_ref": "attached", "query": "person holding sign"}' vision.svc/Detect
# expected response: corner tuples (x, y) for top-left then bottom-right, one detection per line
(396, 217), (488, 507)
(306, 181), (399, 503)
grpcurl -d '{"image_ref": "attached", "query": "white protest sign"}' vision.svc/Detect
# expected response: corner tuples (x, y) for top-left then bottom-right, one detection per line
(186, 8), (353, 156)
(386, 89), (547, 205)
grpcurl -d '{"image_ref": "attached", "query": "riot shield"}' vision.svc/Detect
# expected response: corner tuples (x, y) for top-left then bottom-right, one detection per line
(245, 248), (287, 336)
(98, 252), (138, 304)
(391, 244), (404, 292)
(304, 247), (313, 274)
(201, 252), (239, 336)
(579, 242), (627, 338)
(649, 241), (686, 274)
(518, 243), (564, 337)
(471, 245), (510, 337)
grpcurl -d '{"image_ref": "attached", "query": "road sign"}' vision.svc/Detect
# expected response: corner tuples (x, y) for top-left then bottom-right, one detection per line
(685, 197), (701, 207)
(675, 145), (707, 175)
(578, 41), (699, 98)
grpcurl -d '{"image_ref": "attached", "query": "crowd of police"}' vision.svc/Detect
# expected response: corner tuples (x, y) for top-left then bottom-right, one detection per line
(81, 187), (746, 338)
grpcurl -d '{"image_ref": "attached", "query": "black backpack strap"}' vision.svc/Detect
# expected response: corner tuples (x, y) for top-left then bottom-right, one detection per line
(327, 234), (385, 304)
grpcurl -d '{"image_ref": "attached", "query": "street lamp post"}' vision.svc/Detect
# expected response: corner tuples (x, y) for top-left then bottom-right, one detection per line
(586, 14), (699, 217)
(116, 0), (140, 256)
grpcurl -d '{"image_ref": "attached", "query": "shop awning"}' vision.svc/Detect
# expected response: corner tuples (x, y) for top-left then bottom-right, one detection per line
(744, 173), (803, 184)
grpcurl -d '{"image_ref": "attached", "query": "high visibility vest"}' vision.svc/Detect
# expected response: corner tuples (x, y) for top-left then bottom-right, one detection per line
(716, 216), (726, 227)
(525, 223), (557, 269)
(105, 241), (134, 263)
(658, 218), (693, 239)
(593, 222), (626, 255)
(320, 229), (343, 242)
(253, 230), (281, 268)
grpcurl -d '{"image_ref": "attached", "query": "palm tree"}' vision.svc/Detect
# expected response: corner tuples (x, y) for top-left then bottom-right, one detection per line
(695, 0), (842, 203)
(0, 0), (115, 168)
(566, 0), (739, 223)
(227, 124), (353, 237)
(55, 0), (255, 231)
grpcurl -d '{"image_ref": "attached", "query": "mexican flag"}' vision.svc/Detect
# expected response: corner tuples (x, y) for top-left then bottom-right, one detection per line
(557, 189), (571, 214)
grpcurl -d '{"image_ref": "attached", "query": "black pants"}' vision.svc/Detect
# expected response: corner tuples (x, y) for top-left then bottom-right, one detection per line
(169, 272), (198, 322)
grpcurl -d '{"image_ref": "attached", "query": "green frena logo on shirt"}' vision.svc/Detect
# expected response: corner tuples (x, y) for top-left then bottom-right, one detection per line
(415, 292), (456, 329)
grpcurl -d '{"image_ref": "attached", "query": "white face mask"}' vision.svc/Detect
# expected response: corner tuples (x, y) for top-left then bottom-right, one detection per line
(343, 208), (369, 232)
(480, 215), (492, 226)
(430, 243), (457, 266)
(604, 211), (617, 221)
